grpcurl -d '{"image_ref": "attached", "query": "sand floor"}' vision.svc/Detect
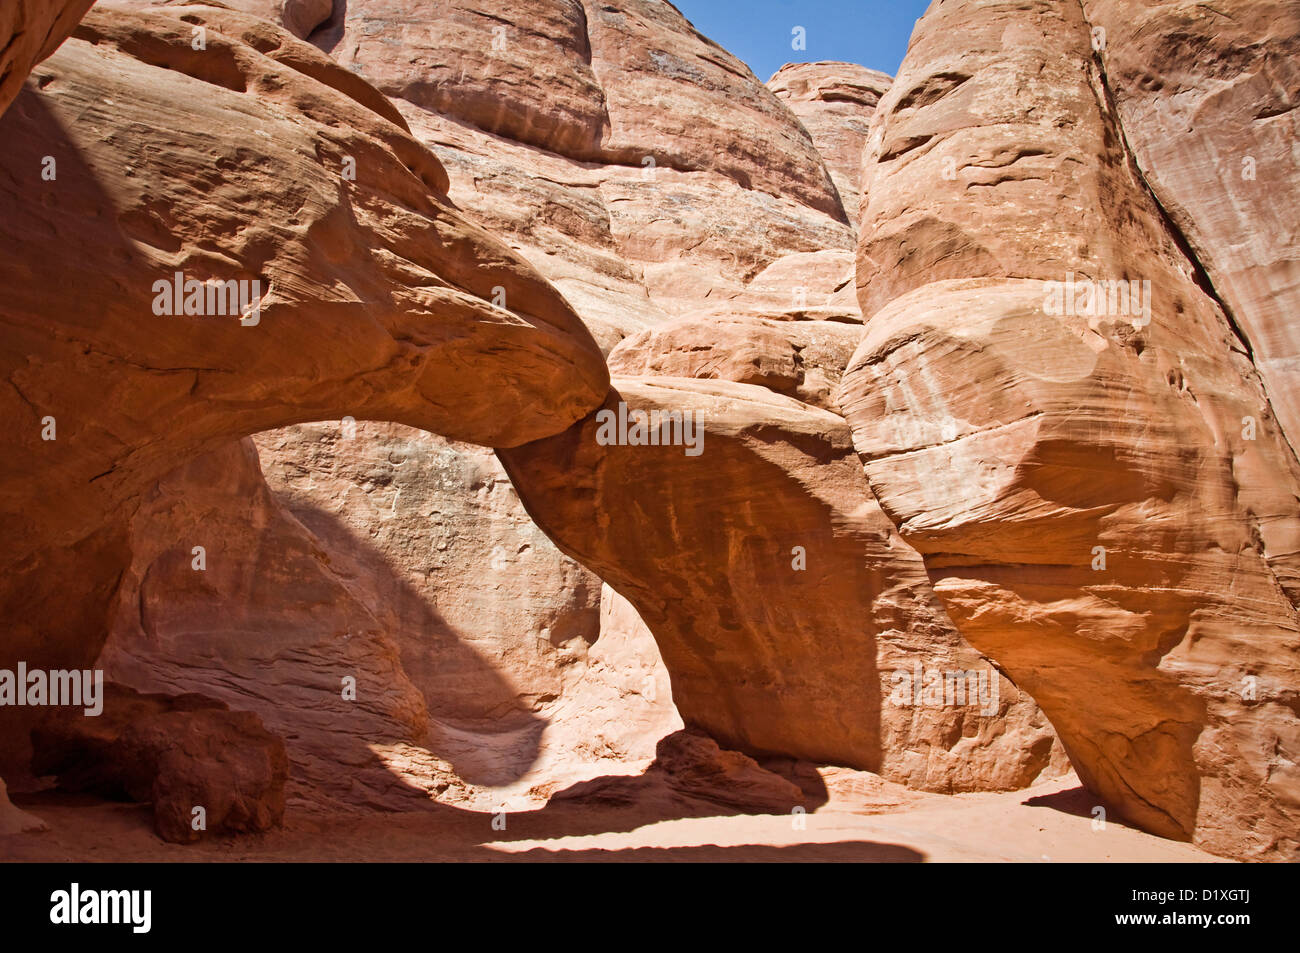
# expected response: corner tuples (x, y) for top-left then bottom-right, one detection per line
(1, 775), (1226, 863)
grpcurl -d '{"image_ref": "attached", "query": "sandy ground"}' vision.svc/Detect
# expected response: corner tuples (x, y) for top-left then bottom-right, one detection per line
(0, 774), (1226, 863)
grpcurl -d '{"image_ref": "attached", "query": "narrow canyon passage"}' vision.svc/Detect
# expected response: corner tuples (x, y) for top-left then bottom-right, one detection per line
(1, 0), (1297, 869)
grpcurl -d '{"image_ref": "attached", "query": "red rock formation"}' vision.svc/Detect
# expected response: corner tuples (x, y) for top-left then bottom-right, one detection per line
(319, 0), (843, 217)
(89, 1), (894, 819)
(769, 62), (892, 221)
(1082, 0), (1300, 457)
(840, 0), (1300, 860)
(233, 0), (1067, 798)
(607, 315), (863, 413)
(121, 0), (337, 39)
(0, 0), (95, 116)
(0, 2), (607, 770)
(31, 683), (288, 842)
(501, 378), (1065, 792)
(8, 0), (1294, 866)
(297, 0), (855, 349)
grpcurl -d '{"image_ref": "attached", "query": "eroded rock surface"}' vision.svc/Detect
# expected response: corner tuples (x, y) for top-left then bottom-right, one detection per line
(303, 0), (855, 349)
(1082, 0), (1300, 455)
(31, 683), (288, 842)
(502, 378), (1065, 792)
(0, 2), (606, 769)
(120, 0), (337, 39)
(320, 0), (842, 214)
(769, 62), (892, 221)
(840, 0), (1300, 860)
(607, 314), (863, 413)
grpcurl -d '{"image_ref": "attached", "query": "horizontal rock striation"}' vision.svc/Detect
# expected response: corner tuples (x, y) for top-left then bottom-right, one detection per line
(769, 61), (893, 222)
(840, 0), (1300, 860)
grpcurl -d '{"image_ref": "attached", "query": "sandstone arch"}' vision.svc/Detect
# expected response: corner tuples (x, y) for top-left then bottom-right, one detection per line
(0, 4), (607, 768)
(5, 0), (1295, 866)
(499, 377), (1065, 793)
(0, 0), (1072, 846)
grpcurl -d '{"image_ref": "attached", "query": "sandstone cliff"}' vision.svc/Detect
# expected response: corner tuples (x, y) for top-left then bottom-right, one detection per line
(840, 0), (1300, 860)
(769, 61), (892, 222)
(1, 0), (1297, 865)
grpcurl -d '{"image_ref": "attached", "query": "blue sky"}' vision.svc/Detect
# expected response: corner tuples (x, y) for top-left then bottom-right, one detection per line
(671, 0), (932, 82)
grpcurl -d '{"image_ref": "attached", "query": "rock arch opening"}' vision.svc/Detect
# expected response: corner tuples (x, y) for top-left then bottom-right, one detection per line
(95, 423), (682, 816)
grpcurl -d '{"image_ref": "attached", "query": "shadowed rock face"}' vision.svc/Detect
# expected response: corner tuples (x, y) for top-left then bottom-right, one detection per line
(0, 2), (607, 768)
(98, 434), (681, 814)
(97, 439), (438, 814)
(501, 378), (1066, 793)
(769, 61), (893, 222)
(252, 421), (682, 803)
(0, 0), (95, 117)
(0, 777), (46, 834)
(840, 0), (1300, 860)
(32, 683), (288, 843)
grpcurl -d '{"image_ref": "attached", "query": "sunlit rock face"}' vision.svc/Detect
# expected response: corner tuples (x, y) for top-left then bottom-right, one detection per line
(293, 0), (856, 348)
(840, 0), (1300, 861)
(1080, 0), (1300, 457)
(769, 61), (892, 222)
